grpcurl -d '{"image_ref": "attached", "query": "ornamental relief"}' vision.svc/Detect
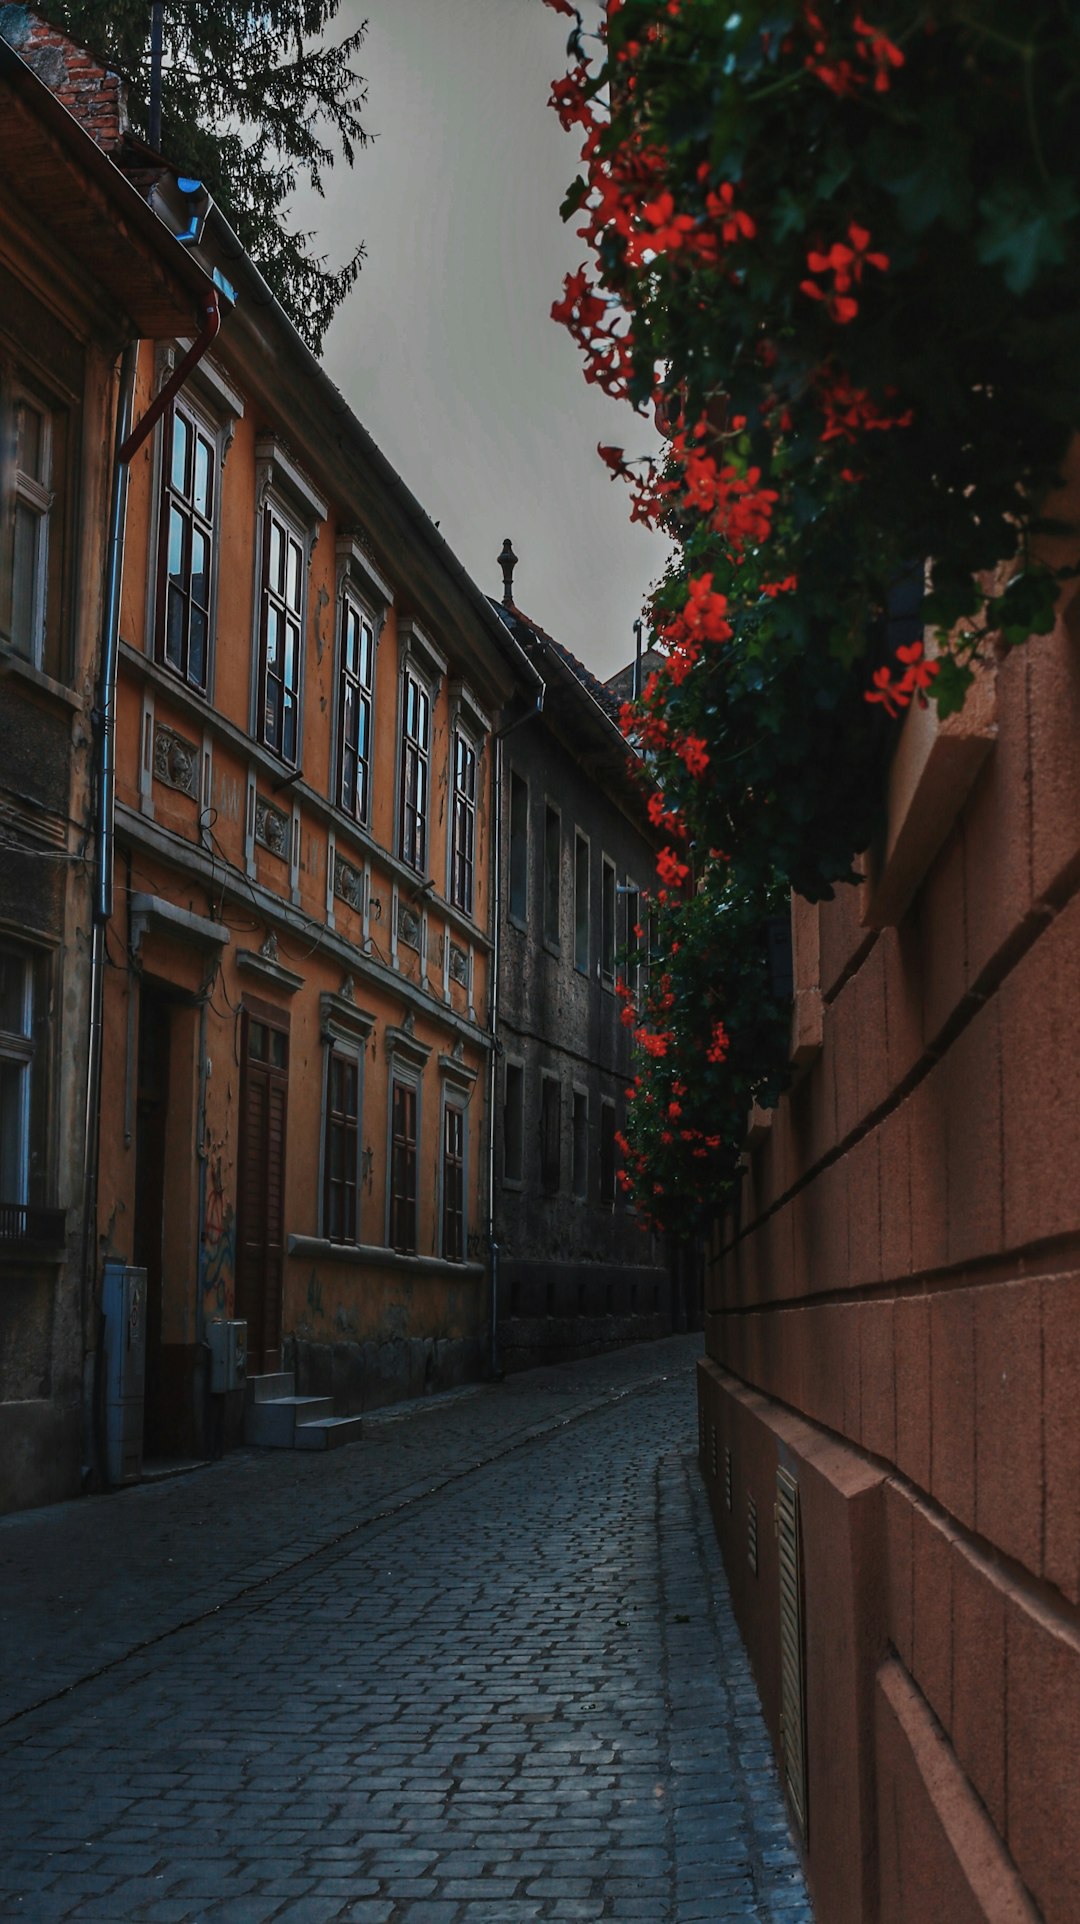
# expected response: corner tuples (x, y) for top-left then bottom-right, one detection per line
(254, 797), (289, 858)
(333, 854), (364, 911)
(448, 942), (469, 987)
(397, 905), (421, 951)
(153, 724), (199, 798)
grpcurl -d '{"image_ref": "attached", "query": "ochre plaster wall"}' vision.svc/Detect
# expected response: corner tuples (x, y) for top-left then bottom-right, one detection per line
(699, 568), (1080, 1924)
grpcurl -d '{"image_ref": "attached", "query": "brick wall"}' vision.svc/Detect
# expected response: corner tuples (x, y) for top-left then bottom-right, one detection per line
(698, 483), (1080, 1923)
(4, 8), (127, 149)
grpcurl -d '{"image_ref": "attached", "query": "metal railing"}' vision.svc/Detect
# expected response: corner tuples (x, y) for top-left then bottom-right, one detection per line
(0, 1202), (67, 1249)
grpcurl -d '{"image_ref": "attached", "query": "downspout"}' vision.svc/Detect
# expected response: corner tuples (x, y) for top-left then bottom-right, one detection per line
(486, 681), (544, 1380)
(82, 293), (222, 1487)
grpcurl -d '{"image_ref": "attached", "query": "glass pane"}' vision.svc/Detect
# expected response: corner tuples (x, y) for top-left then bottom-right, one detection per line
(193, 434), (213, 519)
(265, 605), (280, 670)
(168, 505), (186, 585)
(270, 1029), (287, 1068)
(0, 950), (28, 1034)
(342, 682), (356, 751)
(341, 755), (355, 815)
(282, 692), (296, 763)
(344, 605), (358, 677)
(248, 1020), (266, 1061)
(356, 695), (369, 765)
(165, 583), (185, 670)
(11, 502), (39, 656)
(359, 621), (372, 686)
(190, 528), (209, 607)
(16, 401), (43, 482)
(287, 538), (301, 611)
(284, 620), (299, 693)
(0, 1058), (27, 1203)
(269, 517), (284, 594)
(418, 687), (430, 744)
(171, 410), (190, 495)
(189, 605), (207, 688)
(264, 677), (281, 746)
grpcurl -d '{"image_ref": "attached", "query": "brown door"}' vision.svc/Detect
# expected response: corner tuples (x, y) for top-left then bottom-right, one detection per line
(236, 1009), (289, 1373)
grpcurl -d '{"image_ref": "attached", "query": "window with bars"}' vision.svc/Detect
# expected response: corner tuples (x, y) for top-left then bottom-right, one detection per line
(442, 1102), (465, 1261)
(157, 400), (215, 691)
(399, 669), (430, 872)
(389, 1077), (418, 1253)
(1, 378), (66, 676)
(259, 503), (304, 764)
(338, 592), (374, 823)
(450, 730), (477, 914)
(323, 1048), (360, 1244)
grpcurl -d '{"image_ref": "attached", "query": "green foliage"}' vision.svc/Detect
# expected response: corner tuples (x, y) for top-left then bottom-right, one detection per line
(57, 1), (368, 351)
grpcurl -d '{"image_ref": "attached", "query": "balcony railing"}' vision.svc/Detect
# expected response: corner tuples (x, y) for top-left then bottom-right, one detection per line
(0, 1202), (68, 1250)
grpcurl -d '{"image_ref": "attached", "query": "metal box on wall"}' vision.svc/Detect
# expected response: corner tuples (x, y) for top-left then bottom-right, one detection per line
(102, 1261), (147, 1485)
(207, 1318), (247, 1393)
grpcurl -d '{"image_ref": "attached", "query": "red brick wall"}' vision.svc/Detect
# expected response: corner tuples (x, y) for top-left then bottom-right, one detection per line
(16, 11), (127, 150)
(699, 551), (1080, 1922)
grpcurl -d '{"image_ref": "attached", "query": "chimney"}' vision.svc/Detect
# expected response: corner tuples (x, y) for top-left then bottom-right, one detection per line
(1, 8), (129, 150)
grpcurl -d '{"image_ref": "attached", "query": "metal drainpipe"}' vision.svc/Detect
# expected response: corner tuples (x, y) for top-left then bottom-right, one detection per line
(486, 684), (545, 1379)
(81, 296), (224, 1486)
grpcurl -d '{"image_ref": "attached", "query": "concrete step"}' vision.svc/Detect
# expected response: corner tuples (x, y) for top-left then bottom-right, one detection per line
(245, 1395), (334, 1449)
(293, 1414), (365, 1452)
(245, 1371), (295, 1405)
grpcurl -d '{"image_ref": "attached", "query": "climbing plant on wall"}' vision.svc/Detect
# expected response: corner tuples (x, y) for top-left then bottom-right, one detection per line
(548, 0), (1080, 1228)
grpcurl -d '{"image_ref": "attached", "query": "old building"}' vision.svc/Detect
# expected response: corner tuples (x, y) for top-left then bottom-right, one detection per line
(489, 557), (675, 1369)
(0, 23), (216, 1511)
(697, 504), (1080, 1923)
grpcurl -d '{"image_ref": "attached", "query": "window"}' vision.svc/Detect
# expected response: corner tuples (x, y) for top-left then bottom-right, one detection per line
(1, 378), (68, 676)
(399, 668), (431, 872)
(572, 1090), (588, 1200)
(338, 592), (374, 824)
(451, 730), (477, 913)
(508, 772), (528, 924)
(543, 804), (561, 947)
(0, 945), (33, 1208)
(323, 1048), (360, 1243)
(624, 884), (641, 996)
(503, 1059), (524, 1185)
(601, 856), (616, 985)
(389, 1078), (418, 1252)
(600, 1099), (616, 1205)
(442, 1102), (465, 1261)
(157, 399), (215, 691)
(259, 503), (305, 763)
(540, 1074), (561, 1193)
(574, 832), (590, 974)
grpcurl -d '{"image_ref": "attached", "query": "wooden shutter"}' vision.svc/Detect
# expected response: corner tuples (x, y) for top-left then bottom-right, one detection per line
(776, 1467), (808, 1838)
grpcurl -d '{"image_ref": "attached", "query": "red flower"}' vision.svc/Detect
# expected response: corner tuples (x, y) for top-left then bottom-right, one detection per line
(656, 846), (690, 887)
(706, 1019), (730, 1065)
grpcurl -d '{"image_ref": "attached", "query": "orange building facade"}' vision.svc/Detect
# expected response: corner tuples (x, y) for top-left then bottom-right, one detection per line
(697, 510), (1080, 1923)
(97, 210), (539, 1459)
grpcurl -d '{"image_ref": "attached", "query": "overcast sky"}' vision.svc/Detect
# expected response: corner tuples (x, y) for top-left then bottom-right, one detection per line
(294, 0), (669, 681)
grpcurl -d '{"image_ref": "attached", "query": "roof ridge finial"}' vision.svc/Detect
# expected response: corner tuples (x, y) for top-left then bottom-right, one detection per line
(498, 536), (518, 608)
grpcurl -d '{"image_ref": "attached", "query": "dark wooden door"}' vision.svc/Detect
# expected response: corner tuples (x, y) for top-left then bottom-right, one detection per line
(236, 1010), (289, 1373)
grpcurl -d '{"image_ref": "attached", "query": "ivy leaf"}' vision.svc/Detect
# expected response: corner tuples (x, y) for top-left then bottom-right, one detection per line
(866, 124), (973, 234)
(976, 180), (1078, 295)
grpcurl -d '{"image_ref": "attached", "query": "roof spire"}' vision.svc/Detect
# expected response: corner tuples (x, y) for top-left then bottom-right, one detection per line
(498, 536), (518, 608)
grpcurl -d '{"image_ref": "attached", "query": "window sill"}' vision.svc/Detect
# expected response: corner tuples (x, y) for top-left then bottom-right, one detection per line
(288, 1234), (483, 1280)
(0, 650), (81, 712)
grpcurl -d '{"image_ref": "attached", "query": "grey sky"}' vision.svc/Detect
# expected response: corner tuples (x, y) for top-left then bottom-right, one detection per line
(297, 0), (669, 681)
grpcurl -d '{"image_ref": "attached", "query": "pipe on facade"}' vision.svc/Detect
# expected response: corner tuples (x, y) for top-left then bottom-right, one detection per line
(486, 684), (545, 1379)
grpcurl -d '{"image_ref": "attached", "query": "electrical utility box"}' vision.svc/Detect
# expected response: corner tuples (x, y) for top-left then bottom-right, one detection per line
(102, 1261), (147, 1486)
(207, 1318), (247, 1393)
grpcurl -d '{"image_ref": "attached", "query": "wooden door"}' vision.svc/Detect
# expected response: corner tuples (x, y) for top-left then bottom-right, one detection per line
(236, 1009), (289, 1373)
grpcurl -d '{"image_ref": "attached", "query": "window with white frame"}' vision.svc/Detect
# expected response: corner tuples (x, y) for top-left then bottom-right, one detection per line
(338, 590), (375, 824)
(0, 944), (34, 1210)
(624, 882), (641, 997)
(450, 729), (478, 914)
(258, 502), (305, 764)
(442, 1099), (466, 1261)
(157, 398), (215, 691)
(1, 376), (66, 675)
(399, 668), (431, 873)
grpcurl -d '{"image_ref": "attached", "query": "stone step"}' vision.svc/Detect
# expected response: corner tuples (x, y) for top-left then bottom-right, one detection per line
(293, 1414), (365, 1452)
(245, 1371), (295, 1406)
(245, 1395), (334, 1449)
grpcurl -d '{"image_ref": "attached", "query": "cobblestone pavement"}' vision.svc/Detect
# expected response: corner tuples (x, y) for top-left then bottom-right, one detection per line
(0, 1337), (812, 1923)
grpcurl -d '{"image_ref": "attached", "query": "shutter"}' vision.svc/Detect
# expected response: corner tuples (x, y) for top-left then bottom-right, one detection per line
(776, 1467), (808, 1839)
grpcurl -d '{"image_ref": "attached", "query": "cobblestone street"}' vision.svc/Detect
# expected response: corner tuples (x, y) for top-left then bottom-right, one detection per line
(0, 1338), (811, 1923)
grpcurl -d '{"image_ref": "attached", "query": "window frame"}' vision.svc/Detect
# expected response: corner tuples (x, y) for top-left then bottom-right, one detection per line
(507, 770), (529, 928)
(449, 726), (479, 916)
(600, 854), (617, 988)
(571, 1085), (589, 1201)
(502, 1055), (525, 1188)
(623, 881), (642, 998)
(1, 360), (69, 679)
(540, 1070), (562, 1195)
(155, 393), (218, 694)
(599, 1097), (617, 1208)
(336, 584), (377, 827)
(440, 1094), (467, 1262)
(321, 1041), (362, 1245)
(0, 943), (34, 1209)
(387, 1070), (420, 1254)
(256, 496), (307, 767)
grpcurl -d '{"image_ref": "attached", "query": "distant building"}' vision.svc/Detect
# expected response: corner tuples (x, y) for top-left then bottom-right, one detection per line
(489, 562), (683, 1369)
